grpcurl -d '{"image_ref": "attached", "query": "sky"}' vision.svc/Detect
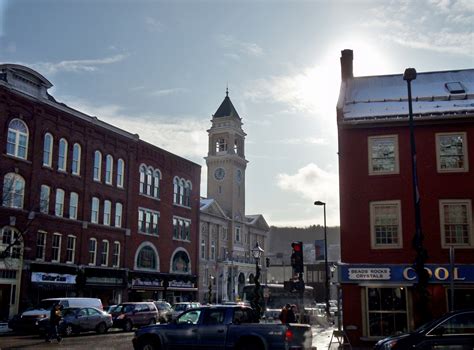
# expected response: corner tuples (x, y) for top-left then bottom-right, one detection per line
(1, 0), (473, 227)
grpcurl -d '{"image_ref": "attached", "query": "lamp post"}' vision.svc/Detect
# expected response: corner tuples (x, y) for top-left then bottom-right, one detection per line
(403, 68), (430, 325)
(251, 242), (264, 321)
(208, 275), (214, 304)
(314, 200), (330, 319)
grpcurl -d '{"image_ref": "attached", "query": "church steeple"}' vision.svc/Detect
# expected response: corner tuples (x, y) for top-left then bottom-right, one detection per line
(213, 90), (241, 120)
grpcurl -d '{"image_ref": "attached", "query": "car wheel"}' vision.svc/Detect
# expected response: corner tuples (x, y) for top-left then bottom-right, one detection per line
(64, 324), (75, 337)
(96, 322), (107, 334)
(123, 319), (133, 332)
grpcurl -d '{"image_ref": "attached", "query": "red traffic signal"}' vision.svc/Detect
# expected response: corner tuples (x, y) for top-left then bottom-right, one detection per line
(291, 242), (302, 252)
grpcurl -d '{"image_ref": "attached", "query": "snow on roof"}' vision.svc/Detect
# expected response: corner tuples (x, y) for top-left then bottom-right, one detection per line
(200, 198), (214, 209)
(342, 69), (474, 120)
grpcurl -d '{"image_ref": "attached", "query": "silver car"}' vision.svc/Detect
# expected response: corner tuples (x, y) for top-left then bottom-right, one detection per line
(170, 302), (201, 320)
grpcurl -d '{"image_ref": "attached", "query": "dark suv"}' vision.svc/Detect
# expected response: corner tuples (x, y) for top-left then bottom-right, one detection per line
(111, 302), (159, 331)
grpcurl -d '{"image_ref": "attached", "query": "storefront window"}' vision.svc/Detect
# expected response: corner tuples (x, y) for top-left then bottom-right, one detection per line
(367, 287), (408, 337)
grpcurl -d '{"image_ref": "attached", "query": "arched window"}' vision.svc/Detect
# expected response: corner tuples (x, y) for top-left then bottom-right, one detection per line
(55, 188), (65, 217)
(112, 241), (120, 267)
(7, 119), (28, 159)
(184, 181), (192, 207)
(136, 245), (158, 270)
(103, 200), (111, 225)
(88, 238), (97, 265)
(146, 168), (153, 195)
(93, 151), (102, 181)
(117, 158), (124, 188)
(153, 170), (161, 198)
(91, 197), (100, 224)
(72, 143), (81, 175)
(171, 249), (191, 273)
(115, 203), (123, 228)
(2, 173), (25, 209)
(0, 226), (22, 259)
(43, 133), (53, 167)
(58, 138), (68, 171)
(105, 155), (113, 184)
(40, 185), (51, 214)
(179, 179), (185, 205)
(173, 177), (179, 204)
(139, 165), (146, 193)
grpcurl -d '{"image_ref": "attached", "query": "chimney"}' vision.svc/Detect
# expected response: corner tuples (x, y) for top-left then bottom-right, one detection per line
(340, 49), (353, 81)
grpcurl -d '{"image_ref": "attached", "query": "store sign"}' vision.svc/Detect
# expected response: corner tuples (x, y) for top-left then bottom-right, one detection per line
(132, 278), (163, 287)
(348, 268), (391, 280)
(31, 272), (76, 284)
(86, 277), (123, 285)
(169, 280), (194, 288)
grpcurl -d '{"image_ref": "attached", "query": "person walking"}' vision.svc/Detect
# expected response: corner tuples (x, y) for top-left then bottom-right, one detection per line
(279, 304), (290, 324)
(286, 304), (297, 323)
(45, 303), (63, 343)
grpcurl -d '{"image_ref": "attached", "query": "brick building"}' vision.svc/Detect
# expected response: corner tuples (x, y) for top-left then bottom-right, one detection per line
(337, 50), (474, 346)
(0, 64), (200, 320)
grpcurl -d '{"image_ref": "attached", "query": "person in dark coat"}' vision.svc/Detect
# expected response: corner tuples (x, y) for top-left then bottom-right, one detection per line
(45, 303), (63, 343)
(286, 304), (297, 323)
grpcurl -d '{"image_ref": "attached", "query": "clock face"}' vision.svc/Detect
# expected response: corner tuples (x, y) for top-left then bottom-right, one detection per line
(236, 169), (242, 183)
(214, 167), (225, 180)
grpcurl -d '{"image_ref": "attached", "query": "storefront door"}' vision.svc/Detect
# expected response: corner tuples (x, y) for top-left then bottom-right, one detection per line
(0, 284), (11, 321)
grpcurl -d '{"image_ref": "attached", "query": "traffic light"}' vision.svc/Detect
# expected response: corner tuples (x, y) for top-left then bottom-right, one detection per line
(291, 241), (304, 273)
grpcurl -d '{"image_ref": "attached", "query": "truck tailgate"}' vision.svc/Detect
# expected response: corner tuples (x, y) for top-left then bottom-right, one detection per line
(288, 323), (313, 350)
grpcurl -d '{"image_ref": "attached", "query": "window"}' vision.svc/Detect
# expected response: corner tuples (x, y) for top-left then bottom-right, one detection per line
(368, 135), (399, 175)
(36, 231), (47, 260)
(101, 240), (109, 266)
(210, 240), (216, 260)
(88, 238), (97, 265)
(0, 227), (21, 259)
(370, 201), (402, 249)
(69, 192), (78, 220)
(235, 226), (241, 242)
(93, 151), (102, 181)
(40, 185), (50, 214)
(201, 239), (206, 259)
(72, 143), (81, 175)
(51, 233), (62, 262)
(153, 170), (160, 198)
(58, 138), (68, 171)
(367, 287), (408, 337)
(66, 235), (76, 263)
(55, 189), (65, 217)
(91, 197), (99, 224)
(2, 173), (25, 209)
(136, 246), (157, 270)
(173, 178), (179, 204)
(105, 155), (113, 184)
(7, 119), (28, 159)
(172, 217), (190, 241)
(216, 138), (227, 153)
(203, 309), (225, 325)
(103, 200), (111, 226)
(112, 241), (120, 267)
(179, 179), (185, 205)
(171, 250), (190, 273)
(117, 158), (124, 188)
(431, 311), (474, 335)
(436, 132), (468, 172)
(184, 182), (191, 207)
(138, 208), (159, 235)
(440, 200), (473, 247)
(146, 168), (152, 195)
(43, 133), (53, 167)
(115, 203), (123, 228)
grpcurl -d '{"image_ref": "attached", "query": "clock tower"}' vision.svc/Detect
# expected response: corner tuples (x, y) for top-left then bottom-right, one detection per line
(205, 89), (248, 220)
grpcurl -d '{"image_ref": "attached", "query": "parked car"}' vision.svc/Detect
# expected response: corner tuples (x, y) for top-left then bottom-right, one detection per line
(169, 302), (201, 321)
(9, 297), (103, 333)
(153, 301), (172, 323)
(374, 309), (474, 350)
(104, 305), (118, 314)
(38, 307), (112, 336)
(111, 302), (159, 331)
(132, 305), (315, 350)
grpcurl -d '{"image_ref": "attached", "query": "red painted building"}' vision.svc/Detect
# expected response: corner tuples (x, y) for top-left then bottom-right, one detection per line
(0, 64), (200, 320)
(337, 50), (474, 346)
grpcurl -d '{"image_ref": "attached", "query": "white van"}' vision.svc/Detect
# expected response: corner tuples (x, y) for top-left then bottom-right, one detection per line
(10, 298), (103, 332)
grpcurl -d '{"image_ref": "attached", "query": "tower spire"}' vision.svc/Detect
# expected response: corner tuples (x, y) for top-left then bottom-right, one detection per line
(226, 84), (229, 97)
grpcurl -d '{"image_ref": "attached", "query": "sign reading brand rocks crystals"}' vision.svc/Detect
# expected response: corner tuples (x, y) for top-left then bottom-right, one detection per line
(348, 268), (391, 280)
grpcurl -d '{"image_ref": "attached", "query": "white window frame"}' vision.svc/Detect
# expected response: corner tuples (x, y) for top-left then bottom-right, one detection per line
(115, 202), (123, 228)
(2, 173), (25, 209)
(88, 238), (97, 265)
(91, 197), (100, 224)
(138, 208), (160, 235)
(112, 241), (120, 267)
(66, 235), (76, 263)
(58, 138), (68, 172)
(72, 143), (81, 175)
(117, 158), (124, 188)
(436, 132), (469, 173)
(36, 231), (47, 261)
(103, 200), (111, 226)
(69, 192), (78, 220)
(51, 233), (62, 263)
(55, 189), (65, 217)
(93, 150), (102, 182)
(43, 133), (53, 167)
(368, 135), (399, 175)
(101, 240), (109, 266)
(105, 154), (113, 185)
(439, 199), (473, 248)
(370, 200), (403, 249)
(6, 118), (28, 159)
(40, 185), (51, 214)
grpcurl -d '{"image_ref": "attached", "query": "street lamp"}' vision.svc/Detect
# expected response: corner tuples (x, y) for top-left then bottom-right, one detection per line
(314, 200), (330, 319)
(403, 68), (430, 325)
(251, 241), (264, 321)
(208, 275), (214, 304)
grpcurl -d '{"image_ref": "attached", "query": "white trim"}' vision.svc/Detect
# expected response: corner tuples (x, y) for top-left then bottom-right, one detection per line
(439, 199), (473, 248)
(368, 135), (399, 176)
(169, 247), (192, 274)
(101, 239), (109, 266)
(369, 200), (403, 249)
(436, 132), (469, 173)
(88, 238), (97, 266)
(51, 233), (62, 263)
(66, 235), (76, 264)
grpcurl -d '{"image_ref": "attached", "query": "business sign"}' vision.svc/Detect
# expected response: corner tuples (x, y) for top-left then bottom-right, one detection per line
(31, 272), (76, 284)
(340, 264), (474, 284)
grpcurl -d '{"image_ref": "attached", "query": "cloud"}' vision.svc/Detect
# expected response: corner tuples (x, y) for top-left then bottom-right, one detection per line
(276, 163), (339, 224)
(56, 96), (208, 161)
(149, 88), (188, 97)
(28, 54), (128, 75)
(266, 137), (327, 145)
(217, 34), (263, 58)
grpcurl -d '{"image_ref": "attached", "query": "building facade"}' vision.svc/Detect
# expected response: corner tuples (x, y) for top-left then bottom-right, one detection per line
(337, 50), (474, 346)
(198, 91), (269, 303)
(0, 64), (201, 320)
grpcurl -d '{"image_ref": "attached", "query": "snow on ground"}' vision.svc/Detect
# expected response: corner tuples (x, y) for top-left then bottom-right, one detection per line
(312, 324), (336, 349)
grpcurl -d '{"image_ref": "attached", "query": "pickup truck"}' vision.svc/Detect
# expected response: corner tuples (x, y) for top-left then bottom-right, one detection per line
(132, 305), (315, 350)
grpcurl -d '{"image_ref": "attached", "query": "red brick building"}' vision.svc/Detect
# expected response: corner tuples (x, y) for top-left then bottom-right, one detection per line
(0, 64), (200, 319)
(337, 50), (474, 346)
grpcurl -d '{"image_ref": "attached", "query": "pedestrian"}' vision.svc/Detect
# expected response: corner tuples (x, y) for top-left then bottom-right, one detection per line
(45, 303), (63, 343)
(286, 304), (297, 323)
(279, 304), (290, 323)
